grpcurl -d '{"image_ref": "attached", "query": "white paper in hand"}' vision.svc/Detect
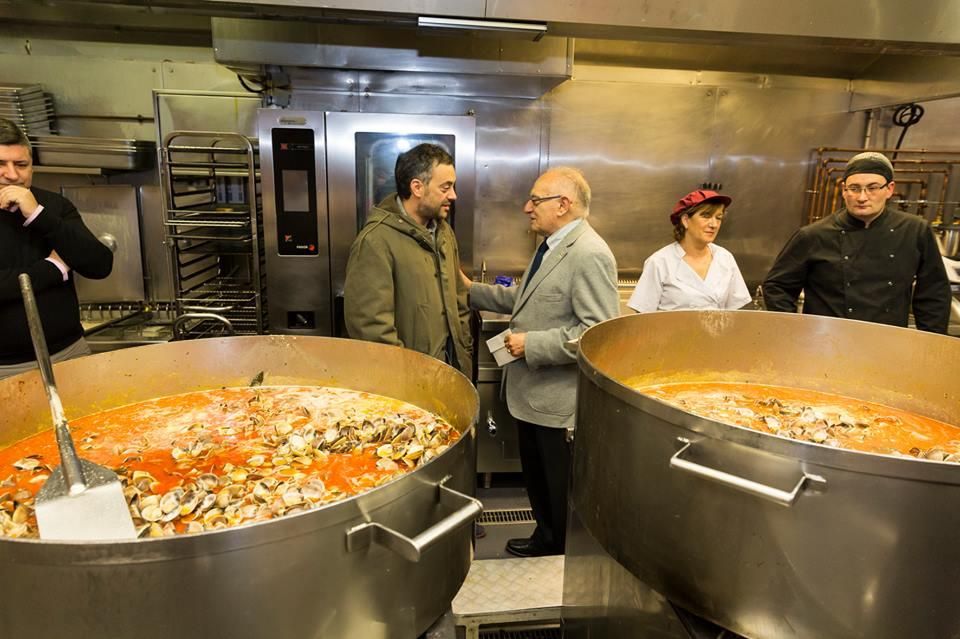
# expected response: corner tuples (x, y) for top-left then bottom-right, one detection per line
(485, 328), (519, 367)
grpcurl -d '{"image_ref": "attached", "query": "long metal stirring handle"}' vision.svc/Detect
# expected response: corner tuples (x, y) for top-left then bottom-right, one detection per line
(18, 273), (87, 495)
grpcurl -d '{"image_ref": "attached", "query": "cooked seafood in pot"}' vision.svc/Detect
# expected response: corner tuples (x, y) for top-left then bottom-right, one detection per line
(637, 382), (960, 462)
(0, 385), (458, 539)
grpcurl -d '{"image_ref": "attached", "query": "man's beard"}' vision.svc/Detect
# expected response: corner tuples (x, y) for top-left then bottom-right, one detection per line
(417, 201), (443, 221)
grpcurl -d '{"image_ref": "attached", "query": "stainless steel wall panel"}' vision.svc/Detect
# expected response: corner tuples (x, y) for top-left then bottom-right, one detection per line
(159, 60), (245, 93)
(542, 74), (865, 286)
(0, 53), (159, 139)
(0, 37), (233, 139)
(471, 97), (544, 276)
(477, 381), (522, 473)
(543, 81), (716, 277)
(573, 64), (854, 93)
(137, 185), (176, 303)
(286, 68), (361, 95)
(573, 38), (882, 80)
(852, 56), (960, 110)
(287, 90), (358, 113)
(357, 70), (565, 100)
(709, 86), (866, 286)
(153, 90), (262, 144)
(870, 96), (960, 151)
(62, 185), (145, 303)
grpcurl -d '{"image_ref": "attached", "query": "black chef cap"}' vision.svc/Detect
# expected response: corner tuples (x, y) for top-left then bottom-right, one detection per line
(843, 152), (894, 183)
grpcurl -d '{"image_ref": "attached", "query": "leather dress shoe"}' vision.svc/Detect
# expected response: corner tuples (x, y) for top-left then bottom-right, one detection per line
(505, 537), (555, 558)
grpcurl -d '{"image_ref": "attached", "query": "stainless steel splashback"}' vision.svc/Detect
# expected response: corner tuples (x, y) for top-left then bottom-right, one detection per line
(541, 70), (865, 284)
(62, 185), (145, 303)
(153, 90), (261, 144)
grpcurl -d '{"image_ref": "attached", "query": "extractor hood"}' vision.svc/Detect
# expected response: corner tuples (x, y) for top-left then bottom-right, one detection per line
(210, 17), (572, 99)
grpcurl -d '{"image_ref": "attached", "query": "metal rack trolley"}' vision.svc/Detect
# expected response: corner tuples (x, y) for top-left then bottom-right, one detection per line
(159, 131), (266, 338)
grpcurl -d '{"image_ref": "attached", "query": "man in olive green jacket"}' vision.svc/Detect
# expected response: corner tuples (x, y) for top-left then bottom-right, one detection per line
(343, 143), (473, 377)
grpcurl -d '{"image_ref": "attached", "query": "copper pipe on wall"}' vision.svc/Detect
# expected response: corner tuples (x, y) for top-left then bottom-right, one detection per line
(936, 171), (950, 224)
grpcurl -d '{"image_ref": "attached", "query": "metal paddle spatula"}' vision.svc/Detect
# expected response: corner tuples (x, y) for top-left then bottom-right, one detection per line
(18, 273), (136, 541)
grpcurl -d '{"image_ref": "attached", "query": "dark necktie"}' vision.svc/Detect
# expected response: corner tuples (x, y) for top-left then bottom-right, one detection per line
(523, 240), (549, 292)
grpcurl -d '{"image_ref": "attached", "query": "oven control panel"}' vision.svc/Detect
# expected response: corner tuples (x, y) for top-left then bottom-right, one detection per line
(271, 128), (318, 256)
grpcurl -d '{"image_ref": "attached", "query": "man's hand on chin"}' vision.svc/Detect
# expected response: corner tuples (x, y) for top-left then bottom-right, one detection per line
(0, 185), (38, 219)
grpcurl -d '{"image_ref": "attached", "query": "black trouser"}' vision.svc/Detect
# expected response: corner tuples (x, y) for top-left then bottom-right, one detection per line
(516, 419), (572, 554)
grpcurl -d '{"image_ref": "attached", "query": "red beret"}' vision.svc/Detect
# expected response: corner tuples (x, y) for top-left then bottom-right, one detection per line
(671, 190), (732, 225)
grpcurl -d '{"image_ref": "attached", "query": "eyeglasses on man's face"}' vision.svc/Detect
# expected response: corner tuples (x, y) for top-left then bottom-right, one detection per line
(843, 182), (889, 196)
(527, 194), (564, 207)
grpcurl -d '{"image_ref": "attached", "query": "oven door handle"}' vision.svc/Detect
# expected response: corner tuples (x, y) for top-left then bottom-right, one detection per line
(669, 437), (826, 507)
(344, 475), (482, 562)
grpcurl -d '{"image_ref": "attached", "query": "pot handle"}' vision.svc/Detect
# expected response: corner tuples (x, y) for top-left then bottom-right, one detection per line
(345, 476), (483, 562)
(669, 438), (825, 507)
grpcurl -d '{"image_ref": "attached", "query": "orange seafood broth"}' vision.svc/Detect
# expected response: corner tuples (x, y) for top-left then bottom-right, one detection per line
(0, 385), (459, 533)
(637, 382), (960, 459)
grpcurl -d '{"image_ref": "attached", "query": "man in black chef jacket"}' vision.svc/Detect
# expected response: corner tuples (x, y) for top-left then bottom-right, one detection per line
(762, 151), (951, 333)
(0, 118), (113, 378)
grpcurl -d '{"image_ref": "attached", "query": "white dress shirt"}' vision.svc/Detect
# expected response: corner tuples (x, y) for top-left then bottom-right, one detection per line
(543, 217), (583, 259)
(628, 242), (751, 313)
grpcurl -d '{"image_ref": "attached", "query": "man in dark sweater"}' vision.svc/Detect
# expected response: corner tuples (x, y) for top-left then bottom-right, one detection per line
(0, 118), (113, 378)
(762, 152), (951, 333)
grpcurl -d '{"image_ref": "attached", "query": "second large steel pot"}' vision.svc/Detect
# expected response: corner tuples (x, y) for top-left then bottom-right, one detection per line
(0, 335), (479, 639)
(574, 311), (960, 639)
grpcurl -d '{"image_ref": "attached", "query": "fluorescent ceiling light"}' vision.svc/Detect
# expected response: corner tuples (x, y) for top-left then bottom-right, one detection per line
(417, 16), (548, 41)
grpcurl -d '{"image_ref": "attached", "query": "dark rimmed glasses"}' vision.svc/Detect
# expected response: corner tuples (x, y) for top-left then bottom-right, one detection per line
(527, 194), (564, 206)
(843, 182), (889, 195)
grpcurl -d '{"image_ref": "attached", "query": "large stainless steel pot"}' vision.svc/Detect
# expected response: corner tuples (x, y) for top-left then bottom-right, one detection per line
(574, 311), (960, 639)
(0, 335), (480, 639)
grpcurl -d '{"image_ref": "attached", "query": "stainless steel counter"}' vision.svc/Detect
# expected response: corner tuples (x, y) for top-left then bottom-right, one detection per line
(82, 312), (173, 353)
(477, 310), (521, 474)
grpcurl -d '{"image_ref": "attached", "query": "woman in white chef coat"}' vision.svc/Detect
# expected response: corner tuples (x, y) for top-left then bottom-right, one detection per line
(628, 189), (751, 313)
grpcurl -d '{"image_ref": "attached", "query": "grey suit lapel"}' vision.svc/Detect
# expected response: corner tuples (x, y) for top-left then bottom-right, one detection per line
(514, 221), (591, 314)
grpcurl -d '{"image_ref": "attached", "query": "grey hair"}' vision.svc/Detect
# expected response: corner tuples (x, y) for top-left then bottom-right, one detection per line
(546, 166), (591, 216)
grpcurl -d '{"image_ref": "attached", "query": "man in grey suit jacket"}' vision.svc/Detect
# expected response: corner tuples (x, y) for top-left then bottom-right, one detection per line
(462, 167), (619, 557)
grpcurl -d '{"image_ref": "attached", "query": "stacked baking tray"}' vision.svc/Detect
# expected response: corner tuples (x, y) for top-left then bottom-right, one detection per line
(31, 135), (155, 170)
(0, 84), (56, 135)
